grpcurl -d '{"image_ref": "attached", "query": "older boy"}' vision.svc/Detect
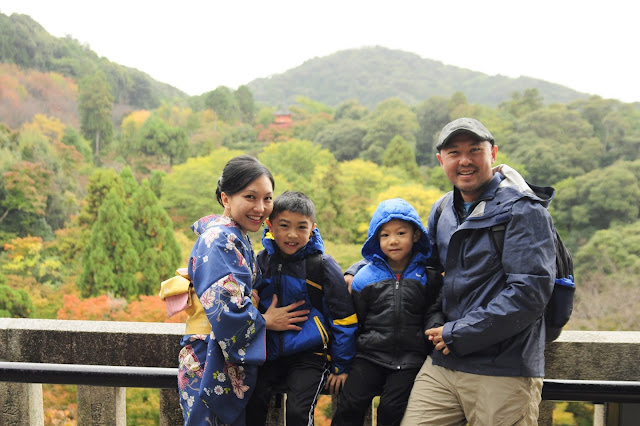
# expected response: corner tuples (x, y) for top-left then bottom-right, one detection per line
(246, 191), (357, 426)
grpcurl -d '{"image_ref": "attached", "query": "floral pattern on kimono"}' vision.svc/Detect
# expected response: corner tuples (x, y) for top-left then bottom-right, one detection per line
(177, 215), (266, 426)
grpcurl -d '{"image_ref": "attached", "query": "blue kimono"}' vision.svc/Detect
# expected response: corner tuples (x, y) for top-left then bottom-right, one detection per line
(177, 214), (267, 425)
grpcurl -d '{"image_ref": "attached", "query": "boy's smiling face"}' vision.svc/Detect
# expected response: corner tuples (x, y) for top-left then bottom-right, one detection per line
(378, 219), (420, 272)
(267, 211), (315, 257)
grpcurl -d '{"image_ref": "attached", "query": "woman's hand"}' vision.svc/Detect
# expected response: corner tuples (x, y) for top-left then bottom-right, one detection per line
(263, 294), (309, 331)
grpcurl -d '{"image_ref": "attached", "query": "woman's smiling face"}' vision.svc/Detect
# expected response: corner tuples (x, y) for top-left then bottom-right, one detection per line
(221, 174), (273, 233)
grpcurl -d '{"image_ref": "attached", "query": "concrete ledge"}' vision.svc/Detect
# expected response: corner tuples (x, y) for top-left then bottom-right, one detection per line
(0, 318), (184, 367)
(545, 331), (640, 381)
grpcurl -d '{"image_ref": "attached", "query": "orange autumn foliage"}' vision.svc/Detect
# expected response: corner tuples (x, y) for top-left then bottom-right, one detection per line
(314, 394), (332, 426)
(56, 293), (187, 323)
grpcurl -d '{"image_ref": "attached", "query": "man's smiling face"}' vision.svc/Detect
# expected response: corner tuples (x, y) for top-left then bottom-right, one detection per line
(437, 134), (498, 202)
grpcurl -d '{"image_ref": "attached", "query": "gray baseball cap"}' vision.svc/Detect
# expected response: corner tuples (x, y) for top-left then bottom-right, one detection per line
(436, 118), (495, 151)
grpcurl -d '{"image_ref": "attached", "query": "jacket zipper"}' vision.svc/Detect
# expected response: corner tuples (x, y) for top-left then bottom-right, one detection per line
(277, 263), (283, 357)
(394, 275), (401, 369)
(313, 316), (329, 359)
(384, 261), (402, 370)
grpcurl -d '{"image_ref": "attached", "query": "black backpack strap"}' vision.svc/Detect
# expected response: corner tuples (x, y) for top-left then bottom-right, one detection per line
(490, 224), (506, 254)
(305, 252), (324, 312)
(433, 192), (453, 239)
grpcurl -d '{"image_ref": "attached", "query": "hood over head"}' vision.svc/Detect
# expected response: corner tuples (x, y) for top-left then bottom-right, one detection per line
(361, 198), (430, 261)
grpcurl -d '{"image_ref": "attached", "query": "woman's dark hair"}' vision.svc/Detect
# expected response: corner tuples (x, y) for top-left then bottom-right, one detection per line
(215, 155), (275, 206)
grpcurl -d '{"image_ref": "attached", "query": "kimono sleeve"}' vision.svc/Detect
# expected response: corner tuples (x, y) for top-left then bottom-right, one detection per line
(189, 226), (267, 365)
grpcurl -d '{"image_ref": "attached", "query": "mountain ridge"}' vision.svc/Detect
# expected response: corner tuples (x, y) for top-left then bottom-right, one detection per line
(0, 12), (590, 112)
(247, 46), (588, 109)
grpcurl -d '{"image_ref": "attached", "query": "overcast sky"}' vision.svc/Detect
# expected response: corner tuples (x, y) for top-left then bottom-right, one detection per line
(2, 0), (638, 103)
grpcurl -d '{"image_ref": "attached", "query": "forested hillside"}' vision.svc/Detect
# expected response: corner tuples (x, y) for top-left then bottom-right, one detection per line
(247, 46), (589, 108)
(0, 13), (187, 110)
(1, 13), (639, 424)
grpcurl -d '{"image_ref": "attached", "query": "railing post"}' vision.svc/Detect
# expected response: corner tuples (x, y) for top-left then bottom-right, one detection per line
(159, 388), (184, 425)
(77, 385), (126, 425)
(594, 403), (607, 426)
(264, 393), (285, 425)
(538, 400), (553, 425)
(0, 382), (44, 425)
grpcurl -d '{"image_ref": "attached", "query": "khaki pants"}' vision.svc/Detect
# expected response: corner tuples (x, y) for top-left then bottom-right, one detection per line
(400, 357), (543, 426)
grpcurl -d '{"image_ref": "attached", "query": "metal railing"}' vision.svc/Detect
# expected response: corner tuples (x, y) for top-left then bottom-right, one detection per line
(2, 361), (640, 405)
(2, 320), (640, 425)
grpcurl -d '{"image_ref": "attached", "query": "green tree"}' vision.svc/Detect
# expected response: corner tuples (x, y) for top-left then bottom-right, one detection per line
(139, 116), (188, 166)
(335, 99), (369, 121)
(414, 96), (452, 166)
(0, 283), (34, 318)
(149, 170), (166, 199)
(361, 98), (419, 164)
(222, 123), (258, 150)
(78, 70), (114, 160)
(128, 180), (182, 295)
(205, 86), (240, 123)
(77, 169), (124, 228)
(160, 148), (243, 230)
(382, 135), (420, 177)
(551, 161), (640, 248)
(234, 85), (255, 123)
(314, 119), (367, 162)
(61, 126), (92, 162)
(574, 221), (640, 278)
(259, 139), (335, 196)
(499, 89), (544, 118)
(505, 106), (601, 184)
(77, 189), (139, 298)
(120, 166), (139, 201)
(331, 159), (405, 243)
(0, 162), (53, 239)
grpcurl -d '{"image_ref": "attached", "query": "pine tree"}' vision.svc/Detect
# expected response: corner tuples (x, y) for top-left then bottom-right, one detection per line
(77, 189), (139, 298)
(77, 169), (124, 228)
(128, 180), (182, 295)
(119, 166), (139, 201)
(78, 70), (114, 161)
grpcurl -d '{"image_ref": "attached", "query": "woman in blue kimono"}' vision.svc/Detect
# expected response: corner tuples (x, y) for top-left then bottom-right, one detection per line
(162, 155), (309, 425)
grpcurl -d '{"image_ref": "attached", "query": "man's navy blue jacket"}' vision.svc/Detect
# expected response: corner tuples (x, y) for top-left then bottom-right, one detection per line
(428, 165), (556, 377)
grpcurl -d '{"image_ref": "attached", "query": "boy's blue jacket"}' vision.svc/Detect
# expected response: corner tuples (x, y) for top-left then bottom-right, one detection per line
(255, 226), (357, 375)
(352, 198), (434, 370)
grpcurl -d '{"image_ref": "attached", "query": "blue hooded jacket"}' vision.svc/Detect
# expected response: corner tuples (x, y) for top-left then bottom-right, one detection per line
(255, 226), (357, 375)
(428, 165), (556, 377)
(351, 198), (435, 370)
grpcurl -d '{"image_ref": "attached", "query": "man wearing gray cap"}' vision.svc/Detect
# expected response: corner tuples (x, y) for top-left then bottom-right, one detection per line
(400, 118), (556, 425)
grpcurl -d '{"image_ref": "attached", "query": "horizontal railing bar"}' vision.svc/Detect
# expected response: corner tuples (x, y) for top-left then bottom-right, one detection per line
(542, 379), (640, 403)
(2, 362), (640, 403)
(0, 362), (177, 388)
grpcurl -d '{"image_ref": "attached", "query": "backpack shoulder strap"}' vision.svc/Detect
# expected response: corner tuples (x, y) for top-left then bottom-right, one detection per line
(433, 192), (453, 238)
(554, 229), (573, 278)
(305, 252), (324, 312)
(490, 224), (507, 254)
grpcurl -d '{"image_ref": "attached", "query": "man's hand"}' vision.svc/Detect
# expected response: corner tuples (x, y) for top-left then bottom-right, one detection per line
(263, 295), (309, 331)
(325, 373), (348, 394)
(425, 326), (450, 355)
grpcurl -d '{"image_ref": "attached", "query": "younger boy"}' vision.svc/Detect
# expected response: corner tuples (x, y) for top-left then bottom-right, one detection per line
(245, 191), (357, 425)
(332, 198), (435, 426)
